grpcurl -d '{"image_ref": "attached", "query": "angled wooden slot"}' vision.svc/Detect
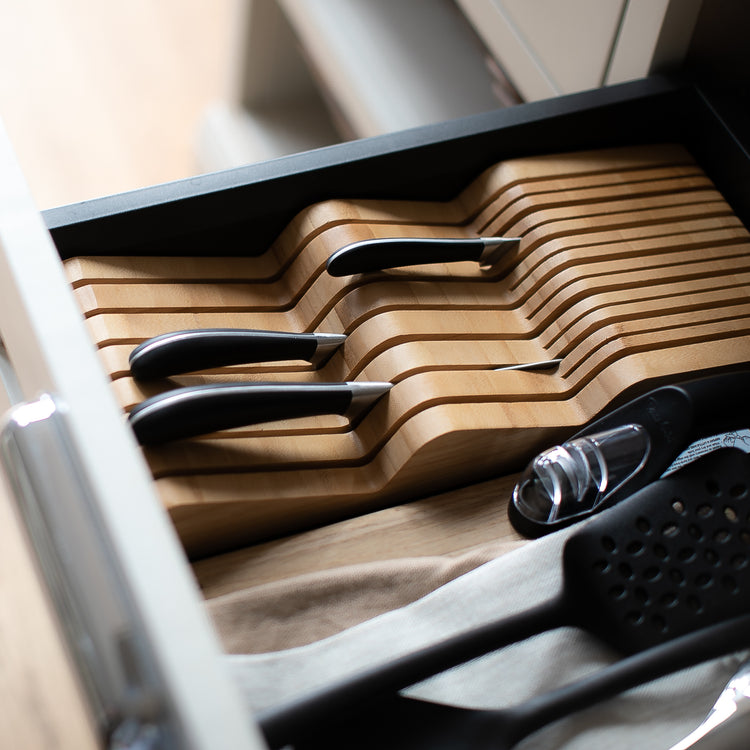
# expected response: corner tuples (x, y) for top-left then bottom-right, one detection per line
(453, 143), (696, 219)
(469, 165), (705, 230)
(542, 278), (750, 355)
(561, 322), (750, 387)
(64, 254), (282, 289)
(474, 174), (714, 237)
(545, 268), (750, 339)
(528, 247), (750, 338)
(508, 218), (746, 297)
(485, 194), (733, 284)
(561, 316), (750, 381)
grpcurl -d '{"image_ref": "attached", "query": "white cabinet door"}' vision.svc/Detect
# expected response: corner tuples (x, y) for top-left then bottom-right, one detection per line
(457, 0), (702, 101)
(496, 0), (626, 96)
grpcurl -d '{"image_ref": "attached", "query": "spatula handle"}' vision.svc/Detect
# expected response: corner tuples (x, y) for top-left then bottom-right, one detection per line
(278, 613), (750, 750)
(258, 595), (565, 749)
(505, 613), (750, 749)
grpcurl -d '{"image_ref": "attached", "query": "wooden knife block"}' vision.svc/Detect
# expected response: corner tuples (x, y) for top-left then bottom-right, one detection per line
(64, 144), (750, 558)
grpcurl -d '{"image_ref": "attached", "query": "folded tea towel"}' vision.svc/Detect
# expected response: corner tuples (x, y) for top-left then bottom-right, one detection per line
(225, 527), (747, 749)
(207, 540), (514, 654)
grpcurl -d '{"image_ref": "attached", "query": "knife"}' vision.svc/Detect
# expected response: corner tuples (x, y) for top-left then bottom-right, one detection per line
(494, 359), (561, 372)
(129, 329), (347, 379)
(325, 236), (520, 277)
(668, 660), (750, 750)
(128, 381), (392, 445)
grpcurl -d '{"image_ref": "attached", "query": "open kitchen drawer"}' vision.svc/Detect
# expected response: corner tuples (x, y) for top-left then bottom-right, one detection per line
(1, 75), (749, 748)
(0, 123), (266, 746)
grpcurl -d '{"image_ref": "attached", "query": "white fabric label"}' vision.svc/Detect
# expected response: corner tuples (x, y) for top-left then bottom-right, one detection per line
(663, 428), (750, 476)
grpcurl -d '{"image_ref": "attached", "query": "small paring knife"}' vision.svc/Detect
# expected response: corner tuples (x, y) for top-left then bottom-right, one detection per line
(325, 236), (520, 277)
(129, 329), (347, 379)
(128, 381), (392, 446)
(494, 359), (561, 372)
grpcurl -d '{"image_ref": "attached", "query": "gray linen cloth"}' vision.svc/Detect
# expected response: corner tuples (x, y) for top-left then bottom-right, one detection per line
(226, 526), (748, 749)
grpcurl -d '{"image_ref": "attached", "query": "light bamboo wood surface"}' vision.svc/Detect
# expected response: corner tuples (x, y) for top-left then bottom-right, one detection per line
(64, 144), (750, 559)
(193, 470), (526, 598)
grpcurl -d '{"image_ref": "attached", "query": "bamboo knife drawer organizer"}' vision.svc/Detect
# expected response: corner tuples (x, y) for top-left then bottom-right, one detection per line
(63, 142), (750, 559)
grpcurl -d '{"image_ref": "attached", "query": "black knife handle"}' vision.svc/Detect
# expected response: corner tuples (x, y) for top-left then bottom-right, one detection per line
(129, 329), (345, 379)
(128, 381), (391, 445)
(325, 237), (518, 277)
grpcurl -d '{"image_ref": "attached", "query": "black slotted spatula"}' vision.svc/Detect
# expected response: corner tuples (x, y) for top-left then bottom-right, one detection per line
(259, 448), (750, 748)
(282, 613), (750, 749)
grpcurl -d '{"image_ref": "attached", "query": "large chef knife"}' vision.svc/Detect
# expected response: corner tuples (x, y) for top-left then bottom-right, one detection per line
(129, 329), (347, 379)
(326, 236), (520, 277)
(128, 381), (392, 445)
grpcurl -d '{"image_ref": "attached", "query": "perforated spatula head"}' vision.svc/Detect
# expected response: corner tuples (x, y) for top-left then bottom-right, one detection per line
(564, 447), (750, 655)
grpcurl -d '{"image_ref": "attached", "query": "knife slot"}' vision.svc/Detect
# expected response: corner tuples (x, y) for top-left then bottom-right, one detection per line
(551, 296), (750, 357)
(462, 144), (695, 225)
(477, 174), (714, 237)
(471, 165), (704, 230)
(512, 218), (745, 293)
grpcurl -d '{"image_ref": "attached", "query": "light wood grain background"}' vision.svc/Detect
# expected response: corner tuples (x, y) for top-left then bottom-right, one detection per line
(0, 0), (237, 209)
